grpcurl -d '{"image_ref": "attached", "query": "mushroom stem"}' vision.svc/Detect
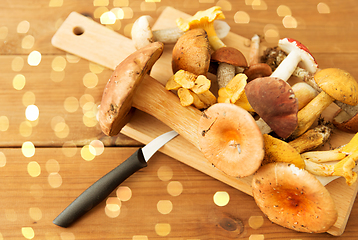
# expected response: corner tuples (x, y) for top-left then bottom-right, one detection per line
(202, 21), (226, 50)
(291, 91), (334, 138)
(217, 62), (236, 89)
(249, 34), (261, 66)
(270, 49), (302, 81)
(291, 82), (317, 110)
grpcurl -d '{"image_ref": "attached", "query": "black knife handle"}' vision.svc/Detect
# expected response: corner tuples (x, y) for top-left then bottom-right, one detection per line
(53, 148), (147, 228)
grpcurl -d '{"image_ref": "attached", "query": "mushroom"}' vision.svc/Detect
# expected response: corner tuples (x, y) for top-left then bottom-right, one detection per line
(252, 162), (338, 233)
(291, 68), (358, 138)
(243, 34), (272, 82)
(198, 103), (264, 177)
(245, 77), (299, 139)
(131, 15), (230, 50)
(332, 108), (358, 133)
(172, 29), (211, 76)
(211, 47), (248, 89)
(176, 6), (226, 51)
(270, 38), (318, 81)
(291, 82), (317, 110)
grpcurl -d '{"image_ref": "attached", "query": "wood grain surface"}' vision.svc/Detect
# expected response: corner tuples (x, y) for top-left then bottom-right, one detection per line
(0, 0), (358, 239)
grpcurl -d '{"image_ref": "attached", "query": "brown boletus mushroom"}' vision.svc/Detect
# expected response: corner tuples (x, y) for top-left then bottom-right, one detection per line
(98, 42), (164, 136)
(243, 63), (272, 82)
(211, 46), (248, 89)
(245, 77), (299, 139)
(333, 108), (358, 133)
(172, 28), (211, 76)
(198, 103), (264, 177)
(252, 162), (338, 233)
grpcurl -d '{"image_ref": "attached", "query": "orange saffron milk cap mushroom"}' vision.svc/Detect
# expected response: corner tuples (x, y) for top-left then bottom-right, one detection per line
(198, 103), (264, 177)
(252, 162), (338, 233)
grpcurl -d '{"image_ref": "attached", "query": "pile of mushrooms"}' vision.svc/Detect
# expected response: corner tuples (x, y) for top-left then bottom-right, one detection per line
(100, 6), (358, 234)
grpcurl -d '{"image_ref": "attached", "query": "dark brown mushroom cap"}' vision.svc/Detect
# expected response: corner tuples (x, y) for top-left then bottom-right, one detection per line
(98, 42), (164, 136)
(243, 63), (272, 82)
(211, 46), (248, 67)
(198, 103), (264, 177)
(333, 109), (358, 133)
(252, 162), (338, 233)
(245, 77), (299, 138)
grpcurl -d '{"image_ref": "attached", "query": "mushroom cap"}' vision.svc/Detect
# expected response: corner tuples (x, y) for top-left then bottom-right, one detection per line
(172, 28), (211, 76)
(98, 42), (164, 136)
(243, 63), (272, 82)
(245, 77), (299, 139)
(314, 68), (358, 106)
(198, 103), (264, 177)
(333, 109), (358, 133)
(278, 38), (318, 73)
(252, 162), (338, 233)
(211, 46), (248, 67)
(131, 15), (155, 50)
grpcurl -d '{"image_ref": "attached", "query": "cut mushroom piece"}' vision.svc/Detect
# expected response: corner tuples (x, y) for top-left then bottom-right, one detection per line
(172, 28), (211, 76)
(176, 6), (226, 50)
(245, 77), (299, 139)
(291, 68), (358, 138)
(252, 162), (338, 233)
(211, 47), (248, 89)
(270, 38), (318, 81)
(198, 103), (264, 177)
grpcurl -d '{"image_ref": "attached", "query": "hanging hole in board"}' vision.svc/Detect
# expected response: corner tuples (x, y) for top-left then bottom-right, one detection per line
(73, 26), (85, 36)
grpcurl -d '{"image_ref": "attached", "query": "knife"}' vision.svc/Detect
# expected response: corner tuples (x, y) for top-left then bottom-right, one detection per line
(53, 130), (178, 228)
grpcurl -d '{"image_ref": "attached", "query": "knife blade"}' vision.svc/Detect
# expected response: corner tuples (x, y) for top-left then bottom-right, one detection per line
(53, 130), (178, 228)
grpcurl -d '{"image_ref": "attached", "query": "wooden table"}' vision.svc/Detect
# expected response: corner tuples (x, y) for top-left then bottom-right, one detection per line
(1, 0), (357, 239)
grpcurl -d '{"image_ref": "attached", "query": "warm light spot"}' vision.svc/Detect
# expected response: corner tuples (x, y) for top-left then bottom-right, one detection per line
(100, 11), (117, 24)
(50, 70), (65, 82)
(22, 227), (35, 240)
(123, 23), (133, 37)
(89, 62), (105, 74)
(46, 159), (60, 173)
(25, 105), (39, 121)
(0, 116), (9, 131)
(157, 200), (173, 214)
(116, 186), (132, 201)
(132, 236), (149, 240)
(28, 50), (42, 66)
(13, 74), (26, 90)
(17, 20), (30, 33)
(264, 24), (280, 43)
(317, 2), (330, 14)
(49, 0), (64, 7)
(0, 152), (6, 167)
(64, 96), (79, 113)
(80, 94), (95, 108)
(81, 145), (96, 161)
(89, 140), (105, 156)
(51, 116), (65, 131)
(283, 15), (297, 28)
(155, 223), (171, 237)
(249, 215), (264, 229)
(140, 2), (156, 11)
(22, 141), (35, 158)
(105, 205), (121, 218)
(113, 0), (129, 7)
(249, 234), (265, 240)
(52, 56), (66, 71)
(28, 161), (41, 177)
(252, 0), (267, 10)
(167, 181), (183, 196)
(216, 0), (232, 11)
(30, 184), (43, 199)
(62, 141), (78, 157)
(157, 166), (173, 181)
(234, 11), (250, 24)
(213, 191), (230, 206)
(19, 121), (33, 137)
(94, 7), (109, 18)
(111, 8), (125, 19)
(5, 209), (17, 222)
(55, 18), (64, 30)
(83, 72), (98, 88)
(22, 91), (36, 106)
(245, 0), (254, 5)
(12, 56), (24, 71)
(0, 26), (8, 39)
(83, 110), (98, 127)
(48, 172), (63, 188)
(54, 121), (66, 133)
(54, 122), (70, 138)
(82, 101), (95, 113)
(29, 207), (42, 221)
(60, 232), (75, 240)
(22, 35), (35, 49)
(277, 5), (291, 17)
(66, 53), (81, 63)
(106, 197), (122, 211)
(94, 0), (109, 6)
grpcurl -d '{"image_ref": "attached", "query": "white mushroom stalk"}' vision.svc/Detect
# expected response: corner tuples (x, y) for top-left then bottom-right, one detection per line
(248, 34), (260, 66)
(270, 38), (318, 81)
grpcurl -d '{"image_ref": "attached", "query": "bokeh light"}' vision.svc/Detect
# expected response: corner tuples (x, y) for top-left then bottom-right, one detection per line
(22, 141), (35, 158)
(25, 105), (39, 121)
(27, 51), (42, 66)
(213, 191), (230, 206)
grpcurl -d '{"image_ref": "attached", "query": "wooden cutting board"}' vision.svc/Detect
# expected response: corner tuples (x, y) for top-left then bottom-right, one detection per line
(51, 7), (358, 236)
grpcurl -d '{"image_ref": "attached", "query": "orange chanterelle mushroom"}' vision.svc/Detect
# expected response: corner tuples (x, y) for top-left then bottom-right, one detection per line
(198, 103), (264, 177)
